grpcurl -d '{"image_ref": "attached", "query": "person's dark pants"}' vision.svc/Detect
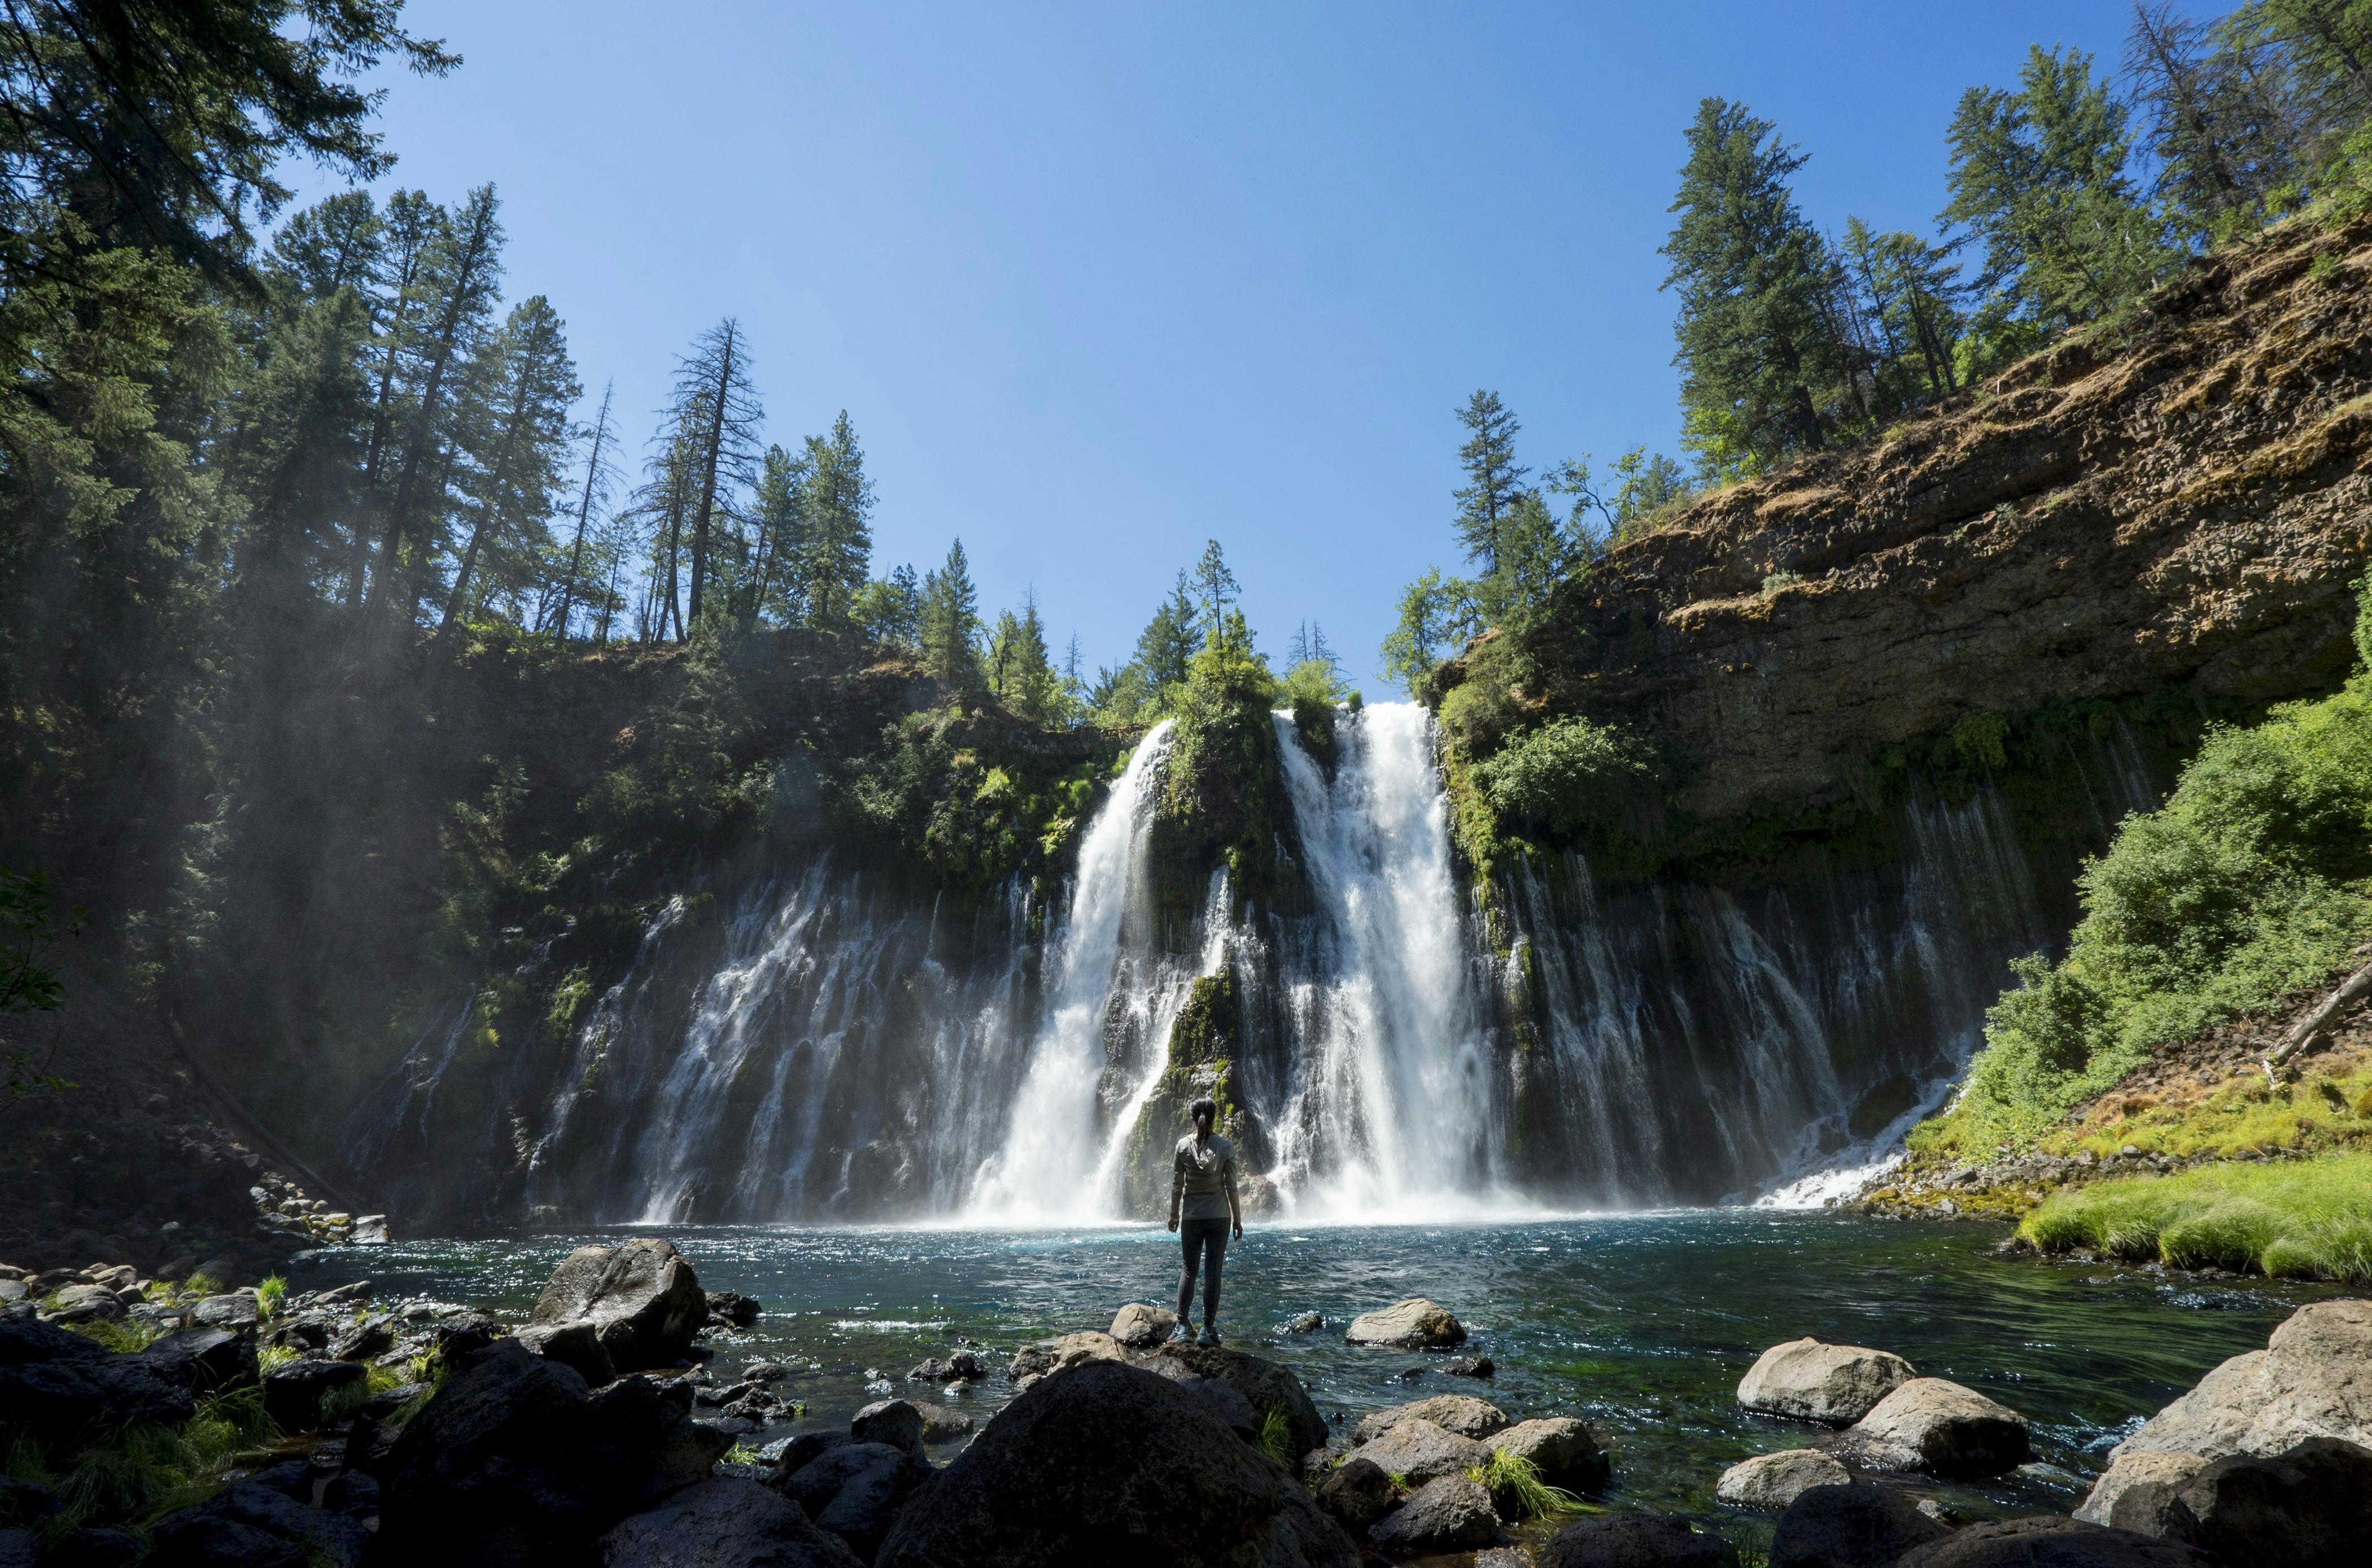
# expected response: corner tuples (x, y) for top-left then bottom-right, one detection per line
(1176, 1216), (1228, 1330)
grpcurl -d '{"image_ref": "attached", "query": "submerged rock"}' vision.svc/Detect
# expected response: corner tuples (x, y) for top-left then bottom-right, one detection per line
(1484, 1418), (1610, 1495)
(1715, 1448), (1850, 1511)
(1737, 1338), (1916, 1426)
(873, 1360), (1357, 1567)
(1368, 1475), (1502, 1557)
(1769, 1481), (1947, 1568)
(1841, 1377), (2031, 1477)
(1344, 1298), (1466, 1349)
(1351, 1393), (1508, 1444)
(600, 1476), (861, 1568)
(527, 1238), (709, 1373)
(1539, 1512), (1727, 1567)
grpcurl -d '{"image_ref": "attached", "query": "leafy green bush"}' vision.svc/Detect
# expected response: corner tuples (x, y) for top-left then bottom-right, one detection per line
(2021, 1152), (2372, 1283)
(1473, 716), (1658, 846)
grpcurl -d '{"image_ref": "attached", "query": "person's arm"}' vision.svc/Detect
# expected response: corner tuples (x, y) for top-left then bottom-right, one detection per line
(1224, 1146), (1243, 1239)
(1168, 1143), (1184, 1231)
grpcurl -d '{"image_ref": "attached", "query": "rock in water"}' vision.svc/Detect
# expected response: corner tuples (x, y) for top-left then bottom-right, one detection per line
(1769, 1482), (1947, 1568)
(2115, 1298), (2372, 1461)
(1895, 1516), (2216, 1566)
(2163, 1436), (2372, 1567)
(1313, 1457), (1396, 1534)
(1367, 1475), (1503, 1557)
(1484, 1418), (1610, 1495)
(1737, 1338), (1916, 1426)
(1356, 1418), (1490, 1485)
(601, 1477), (861, 1567)
(1842, 1378), (2031, 1477)
(527, 1238), (709, 1373)
(372, 1340), (727, 1565)
(1539, 1513), (1728, 1567)
(1344, 1298), (1466, 1349)
(873, 1359), (1358, 1567)
(2076, 1451), (2211, 1535)
(851, 1399), (927, 1458)
(1151, 1341), (1330, 1457)
(907, 1401), (975, 1444)
(773, 1443), (933, 1562)
(1351, 1393), (1508, 1444)
(1715, 1448), (1850, 1511)
(1108, 1302), (1178, 1348)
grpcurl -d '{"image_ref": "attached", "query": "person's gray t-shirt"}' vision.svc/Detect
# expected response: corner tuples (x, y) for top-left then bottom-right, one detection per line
(1172, 1133), (1237, 1221)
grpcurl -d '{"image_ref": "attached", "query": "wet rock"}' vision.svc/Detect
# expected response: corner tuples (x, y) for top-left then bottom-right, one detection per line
(704, 1290), (762, 1329)
(1769, 1481), (1948, 1568)
(908, 1400), (975, 1443)
(1895, 1516), (2215, 1566)
(1737, 1338), (1916, 1427)
(2116, 1298), (2372, 1461)
(1369, 1474), (1503, 1557)
(767, 1432), (851, 1480)
(1441, 1356), (1495, 1378)
(906, 1350), (982, 1384)
(1108, 1301), (1178, 1349)
(852, 1397), (927, 1458)
(1345, 1298), (1466, 1349)
(1716, 1448), (1853, 1511)
(1352, 1393), (1509, 1444)
(134, 1327), (256, 1393)
(1357, 1418), (1490, 1484)
(1314, 1455), (1397, 1534)
(743, 1361), (789, 1383)
(145, 1481), (368, 1568)
(1540, 1512), (1728, 1567)
(1287, 1311), (1325, 1334)
(2076, 1451), (2211, 1534)
(873, 1360), (1357, 1567)
(1151, 1340), (1330, 1456)
(351, 1217), (388, 1246)
(2163, 1436), (2372, 1567)
(372, 1340), (728, 1565)
(0, 1315), (195, 1433)
(261, 1357), (366, 1432)
(602, 1475), (862, 1567)
(432, 1310), (501, 1360)
(774, 1444), (932, 1559)
(1842, 1378), (2031, 1477)
(527, 1238), (709, 1373)
(1486, 1418), (1610, 1495)
(1006, 1344), (1055, 1381)
(518, 1320), (620, 1386)
(190, 1291), (259, 1329)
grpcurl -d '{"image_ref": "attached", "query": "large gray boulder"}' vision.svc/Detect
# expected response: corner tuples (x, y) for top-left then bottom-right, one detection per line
(1485, 1418), (1610, 1495)
(1351, 1393), (1507, 1444)
(1151, 1342), (1330, 1457)
(1737, 1338), (1916, 1427)
(1896, 1516), (2215, 1566)
(1769, 1482), (1946, 1568)
(773, 1443), (933, 1562)
(851, 1399), (926, 1460)
(873, 1359), (1357, 1567)
(2076, 1451), (2211, 1535)
(2161, 1436), (2372, 1567)
(1356, 1418), (1490, 1485)
(599, 1477), (862, 1567)
(2115, 1298), (2372, 1461)
(1366, 1475), (1502, 1558)
(1344, 1299), (1466, 1349)
(1109, 1303), (1177, 1349)
(1715, 1448), (1851, 1511)
(1539, 1512), (1728, 1567)
(1842, 1378), (2031, 1477)
(528, 1239), (709, 1374)
(1313, 1457), (1396, 1534)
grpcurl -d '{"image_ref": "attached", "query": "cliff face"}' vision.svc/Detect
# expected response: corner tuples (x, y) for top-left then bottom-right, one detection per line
(1487, 213), (2372, 826)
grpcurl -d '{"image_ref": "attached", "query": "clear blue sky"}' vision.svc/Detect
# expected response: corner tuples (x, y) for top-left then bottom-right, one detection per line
(307, 1), (2182, 693)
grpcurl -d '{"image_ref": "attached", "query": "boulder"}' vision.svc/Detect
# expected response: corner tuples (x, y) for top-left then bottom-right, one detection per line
(1344, 1298), (1466, 1349)
(1357, 1418), (1490, 1485)
(1352, 1394), (1508, 1444)
(1441, 1356), (1495, 1379)
(2162, 1436), (2372, 1567)
(0, 1528), (37, 1568)
(371, 1340), (728, 1566)
(145, 1482), (368, 1568)
(601, 1476), (863, 1567)
(433, 1311), (502, 1360)
(851, 1399), (926, 1458)
(1368, 1475), (1502, 1558)
(517, 1321), (619, 1387)
(190, 1292), (259, 1329)
(2076, 1451), (2211, 1534)
(1286, 1312), (1325, 1334)
(1110, 1303), (1180, 1348)
(1895, 1516), (2216, 1566)
(1843, 1378), (2031, 1477)
(704, 1291), (762, 1329)
(1540, 1512), (1728, 1567)
(773, 1443), (933, 1562)
(327, 1318), (394, 1362)
(1135, 1359), (1259, 1438)
(872, 1359), (1358, 1567)
(1769, 1482), (1947, 1568)
(1047, 1330), (1125, 1370)
(0, 1314), (194, 1434)
(767, 1432), (851, 1481)
(1486, 1418), (1610, 1495)
(1715, 1448), (1851, 1511)
(1737, 1339), (1916, 1427)
(261, 1359), (365, 1432)
(2116, 1298), (2372, 1462)
(1313, 1456), (1397, 1534)
(134, 1328), (256, 1393)
(44, 1285), (125, 1325)
(1152, 1341), (1330, 1456)
(908, 1401), (975, 1444)
(527, 1239), (709, 1373)
(1006, 1344), (1055, 1382)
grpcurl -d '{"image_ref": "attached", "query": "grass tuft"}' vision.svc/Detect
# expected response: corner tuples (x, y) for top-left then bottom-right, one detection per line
(1255, 1404), (1296, 1473)
(1466, 1447), (1585, 1519)
(2020, 1151), (2372, 1282)
(256, 1275), (287, 1317)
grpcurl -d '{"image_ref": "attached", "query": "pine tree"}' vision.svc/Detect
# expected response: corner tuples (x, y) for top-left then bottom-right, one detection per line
(440, 295), (578, 630)
(852, 563), (922, 649)
(1452, 391), (1529, 574)
(920, 538), (982, 687)
(1661, 99), (1849, 477)
(1133, 575), (1199, 691)
(1190, 539), (1240, 635)
(1841, 217), (1965, 408)
(749, 443), (811, 624)
(545, 379), (620, 643)
(799, 411), (874, 626)
(670, 319), (763, 627)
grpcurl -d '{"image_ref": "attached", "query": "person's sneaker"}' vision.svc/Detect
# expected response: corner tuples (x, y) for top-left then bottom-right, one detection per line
(1199, 1327), (1222, 1347)
(1167, 1322), (1192, 1344)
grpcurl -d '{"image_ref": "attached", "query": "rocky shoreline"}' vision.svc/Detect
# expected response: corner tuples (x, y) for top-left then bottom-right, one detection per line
(2, 1234), (2366, 1565)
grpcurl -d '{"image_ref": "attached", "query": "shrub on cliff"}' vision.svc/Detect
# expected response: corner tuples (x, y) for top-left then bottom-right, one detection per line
(1147, 611), (1296, 916)
(1925, 580), (2372, 1152)
(1473, 717), (1658, 846)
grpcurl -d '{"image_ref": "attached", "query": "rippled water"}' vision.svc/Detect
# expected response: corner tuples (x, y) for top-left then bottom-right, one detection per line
(289, 1211), (2338, 1549)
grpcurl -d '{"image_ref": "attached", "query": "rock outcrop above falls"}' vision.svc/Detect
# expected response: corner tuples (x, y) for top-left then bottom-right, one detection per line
(1462, 213), (2372, 824)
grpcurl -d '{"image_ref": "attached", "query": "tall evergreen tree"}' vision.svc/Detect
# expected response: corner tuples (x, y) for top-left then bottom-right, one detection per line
(852, 562), (921, 649)
(440, 295), (578, 631)
(545, 379), (619, 642)
(920, 538), (981, 687)
(1452, 391), (1529, 573)
(670, 319), (762, 626)
(798, 410), (874, 626)
(1133, 574), (1199, 691)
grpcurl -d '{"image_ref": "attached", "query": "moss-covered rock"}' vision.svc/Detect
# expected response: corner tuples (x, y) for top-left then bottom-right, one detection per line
(1119, 966), (1251, 1220)
(1143, 617), (1303, 937)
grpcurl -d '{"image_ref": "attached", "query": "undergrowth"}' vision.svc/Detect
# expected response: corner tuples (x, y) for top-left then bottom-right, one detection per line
(1256, 1404), (1296, 1472)
(1466, 1448), (1587, 1519)
(5, 1387), (281, 1532)
(2021, 1151), (2372, 1282)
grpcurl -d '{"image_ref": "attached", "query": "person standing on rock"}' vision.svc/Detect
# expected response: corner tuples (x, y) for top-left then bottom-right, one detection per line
(1167, 1096), (1242, 1346)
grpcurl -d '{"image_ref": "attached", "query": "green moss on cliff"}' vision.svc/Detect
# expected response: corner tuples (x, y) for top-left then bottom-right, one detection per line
(1120, 965), (1244, 1219)
(1146, 613), (1300, 931)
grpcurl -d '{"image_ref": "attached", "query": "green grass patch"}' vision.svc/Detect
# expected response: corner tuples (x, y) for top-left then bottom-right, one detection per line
(63, 1318), (163, 1354)
(1255, 1404), (1296, 1472)
(24, 1387), (281, 1532)
(256, 1274), (287, 1317)
(1465, 1448), (1586, 1520)
(2020, 1151), (2372, 1282)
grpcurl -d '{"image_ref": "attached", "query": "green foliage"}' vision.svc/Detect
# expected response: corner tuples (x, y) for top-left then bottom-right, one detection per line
(257, 1274), (288, 1317)
(2, 864), (82, 1103)
(919, 538), (983, 688)
(2021, 1152), (2372, 1283)
(41, 1387), (279, 1532)
(1466, 1448), (1585, 1519)
(1453, 391), (1532, 575)
(1473, 717), (1660, 853)
(1256, 1404), (1296, 1471)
